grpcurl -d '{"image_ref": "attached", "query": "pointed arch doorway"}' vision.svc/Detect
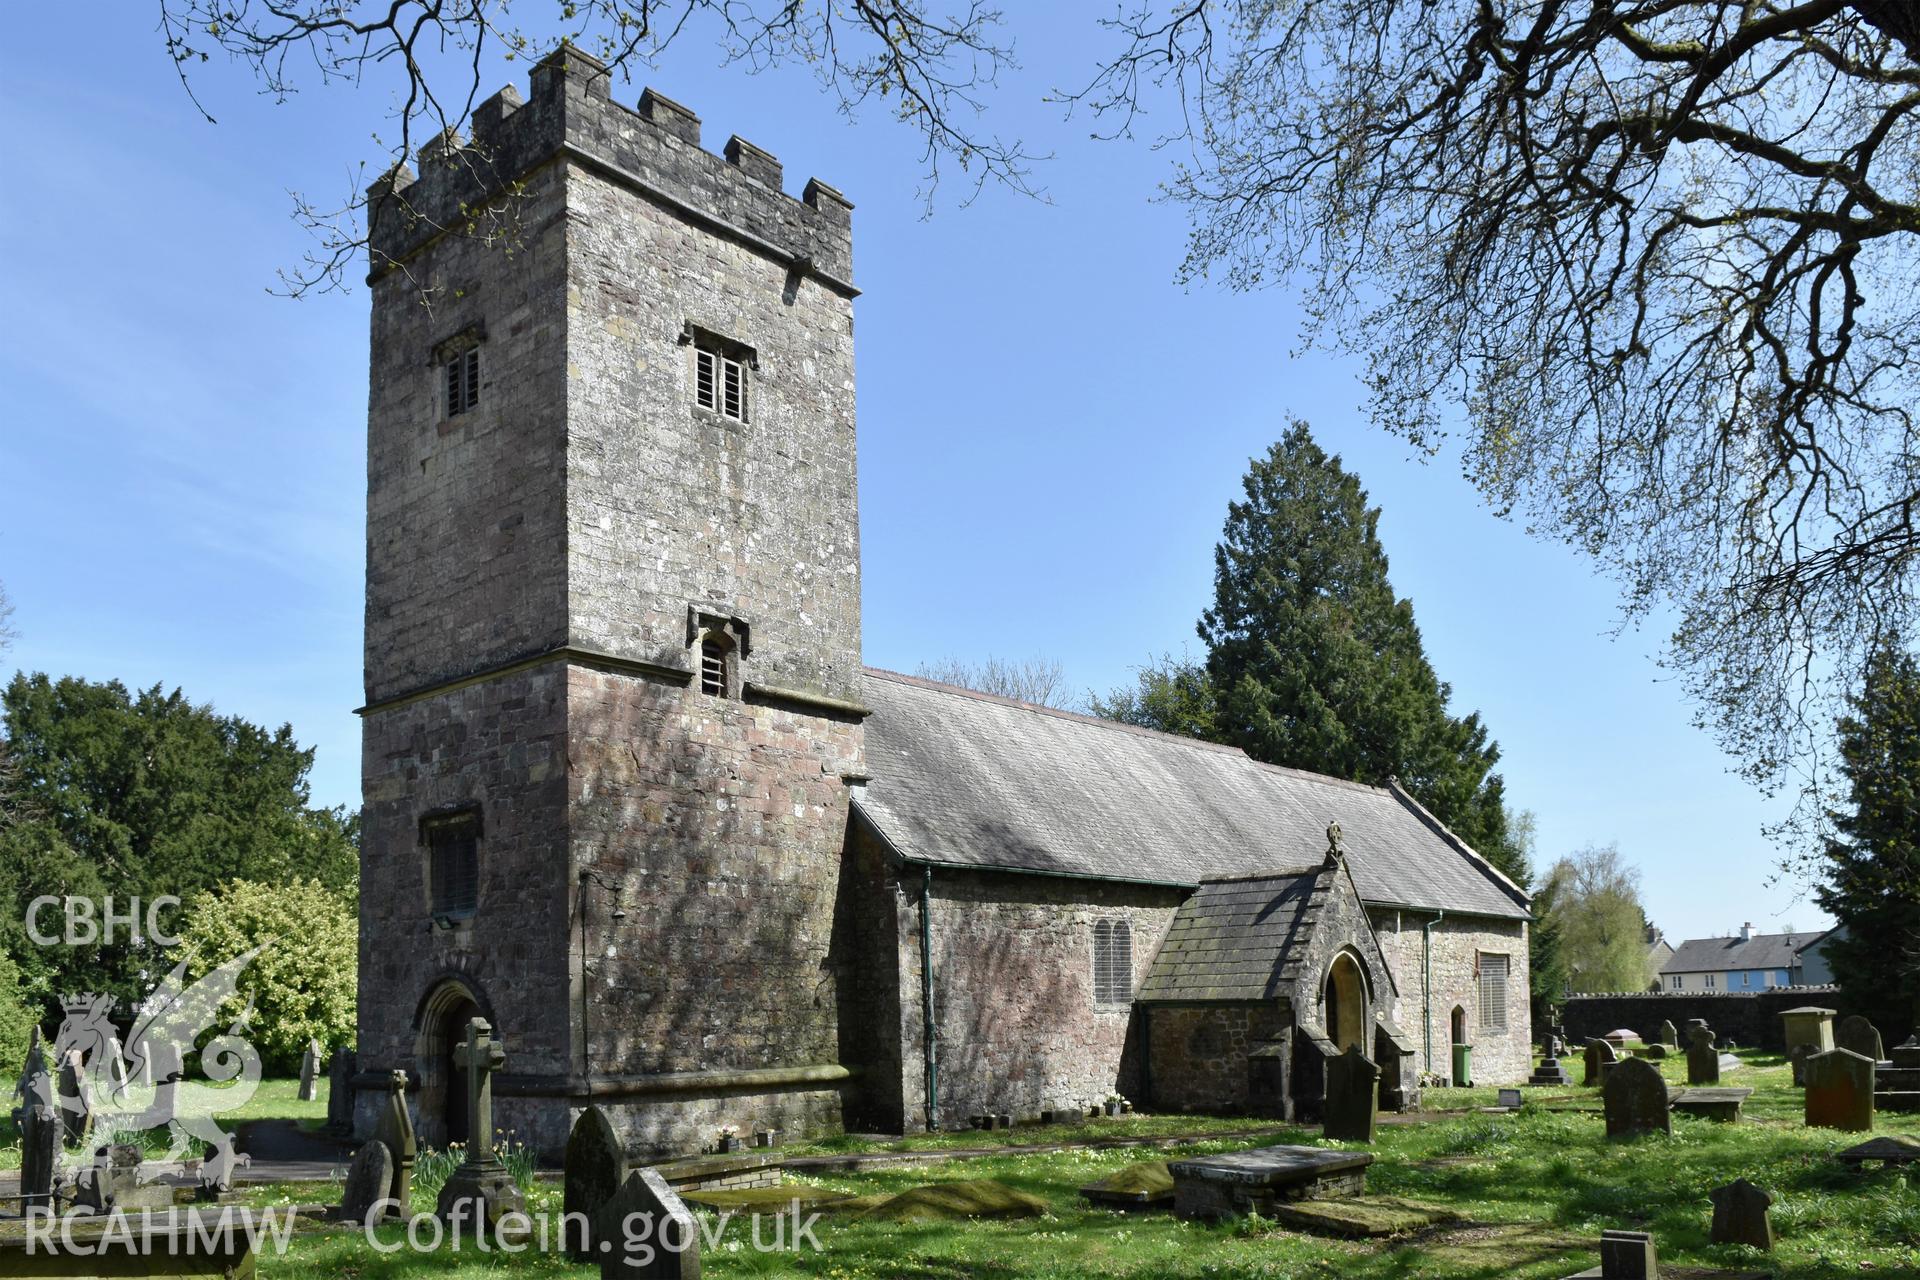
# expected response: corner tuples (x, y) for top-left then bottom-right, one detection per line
(415, 980), (484, 1148)
(1323, 952), (1370, 1054)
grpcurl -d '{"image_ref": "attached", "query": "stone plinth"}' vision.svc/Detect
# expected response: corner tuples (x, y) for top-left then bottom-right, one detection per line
(1168, 1146), (1372, 1219)
(1780, 1007), (1836, 1056)
(1671, 1087), (1752, 1123)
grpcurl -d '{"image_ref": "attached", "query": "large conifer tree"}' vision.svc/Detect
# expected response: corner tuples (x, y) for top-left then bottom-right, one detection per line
(1199, 422), (1521, 880)
(1815, 644), (1920, 1031)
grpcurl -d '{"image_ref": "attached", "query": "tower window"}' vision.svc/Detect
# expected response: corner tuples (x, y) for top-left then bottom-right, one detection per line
(1093, 918), (1133, 1005)
(699, 633), (733, 697)
(446, 347), (481, 416)
(423, 810), (481, 920)
(694, 347), (749, 422)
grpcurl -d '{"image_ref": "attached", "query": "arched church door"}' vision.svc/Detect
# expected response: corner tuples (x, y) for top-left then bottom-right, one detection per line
(415, 983), (482, 1148)
(1324, 952), (1369, 1053)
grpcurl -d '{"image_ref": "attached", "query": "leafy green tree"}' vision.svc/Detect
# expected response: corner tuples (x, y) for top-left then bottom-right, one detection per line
(1198, 423), (1522, 877)
(1815, 644), (1920, 1031)
(0, 945), (40, 1072)
(177, 879), (356, 1071)
(1543, 845), (1653, 994)
(1088, 653), (1218, 741)
(0, 674), (357, 1013)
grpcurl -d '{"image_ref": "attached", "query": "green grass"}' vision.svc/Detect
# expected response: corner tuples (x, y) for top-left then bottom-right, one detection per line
(0, 1075), (329, 1170)
(224, 1051), (1919, 1278)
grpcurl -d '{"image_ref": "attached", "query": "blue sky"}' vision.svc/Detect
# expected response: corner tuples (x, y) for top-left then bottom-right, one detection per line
(0, 8), (1825, 944)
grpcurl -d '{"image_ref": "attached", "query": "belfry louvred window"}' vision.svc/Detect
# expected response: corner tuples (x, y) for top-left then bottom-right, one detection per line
(1477, 952), (1510, 1033)
(424, 811), (481, 919)
(695, 347), (749, 422)
(700, 634), (732, 697)
(446, 347), (481, 415)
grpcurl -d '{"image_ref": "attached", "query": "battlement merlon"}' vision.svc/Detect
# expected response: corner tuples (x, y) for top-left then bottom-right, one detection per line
(366, 46), (855, 292)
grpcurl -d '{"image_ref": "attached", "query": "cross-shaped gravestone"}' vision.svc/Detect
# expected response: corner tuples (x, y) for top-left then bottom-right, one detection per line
(435, 1018), (526, 1233)
(454, 1019), (506, 1160)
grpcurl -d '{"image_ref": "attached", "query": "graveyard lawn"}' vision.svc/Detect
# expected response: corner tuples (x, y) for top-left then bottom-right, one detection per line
(0, 1077), (329, 1170)
(225, 1054), (1920, 1279)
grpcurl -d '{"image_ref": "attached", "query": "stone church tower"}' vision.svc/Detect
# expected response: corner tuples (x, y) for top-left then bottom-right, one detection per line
(355, 47), (865, 1156)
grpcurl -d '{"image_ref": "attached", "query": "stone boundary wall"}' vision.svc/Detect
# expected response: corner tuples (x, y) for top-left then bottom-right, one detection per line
(1559, 987), (1892, 1051)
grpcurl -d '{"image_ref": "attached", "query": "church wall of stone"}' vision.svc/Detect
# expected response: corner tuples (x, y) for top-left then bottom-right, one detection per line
(363, 162), (572, 706)
(567, 666), (863, 1156)
(1143, 1004), (1288, 1113)
(890, 868), (1184, 1127)
(563, 158), (860, 701)
(1368, 911), (1532, 1083)
(356, 664), (573, 1139)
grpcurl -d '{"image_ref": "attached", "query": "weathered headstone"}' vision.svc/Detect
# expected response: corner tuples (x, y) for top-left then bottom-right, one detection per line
(565, 1104), (629, 1261)
(17, 1039), (58, 1212)
(1656, 1020), (1679, 1049)
(1789, 1043), (1818, 1087)
(1583, 1039), (1617, 1087)
(435, 1017), (527, 1231)
(1322, 1046), (1380, 1143)
(1497, 1088), (1523, 1109)
(1603, 1057), (1671, 1138)
(1709, 1178), (1774, 1251)
(1805, 1047), (1875, 1132)
(596, 1167), (701, 1280)
(373, 1069), (417, 1213)
(1687, 1025), (1720, 1085)
(1892, 1036), (1920, 1070)
(325, 1047), (356, 1135)
(56, 1048), (91, 1146)
(338, 1141), (395, 1225)
(1835, 1015), (1884, 1064)
(298, 1039), (322, 1102)
(1599, 1229), (1658, 1278)
(1643, 1044), (1668, 1061)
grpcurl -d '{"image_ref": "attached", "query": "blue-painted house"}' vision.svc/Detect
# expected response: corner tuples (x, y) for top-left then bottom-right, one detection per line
(1659, 923), (1817, 992)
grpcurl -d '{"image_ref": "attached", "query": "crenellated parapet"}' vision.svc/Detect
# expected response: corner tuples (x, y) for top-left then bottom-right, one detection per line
(367, 46), (854, 290)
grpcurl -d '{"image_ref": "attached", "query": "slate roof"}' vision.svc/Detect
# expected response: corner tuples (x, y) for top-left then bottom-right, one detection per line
(1135, 870), (1326, 1002)
(855, 669), (1531, 921)
(1662, 932), (1818, 974)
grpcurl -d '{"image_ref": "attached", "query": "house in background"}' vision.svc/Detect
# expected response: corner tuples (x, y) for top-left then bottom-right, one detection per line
(1795, 926), (1849, 986)
(1645, 925), (1674, 985)
(1659, 923), (1820, 992)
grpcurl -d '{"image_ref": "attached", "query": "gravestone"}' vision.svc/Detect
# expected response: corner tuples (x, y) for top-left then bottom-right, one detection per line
(373, 1069), (417, 1213)
(1709, 1178), (1774, 1250)
(1169, 1147), (1373, 1219)
(565, 1104), (629, 1261)
(325, 1047), (356, 1136)
(338, 1141), (395, 1225)
(1789, 1043), (1818, 1087)
(1835, 1015), (1884, 1064)
(1322, 1046), (1380, 1143)
(435, 1018), (527, 1231)
(298, 1039), (322, 1102)
(56, 1048), (91, 1146)
(1656, 1020), (1679, 1049)
(1600, 1229), (1658, 1279)
(1603, 1057), (1671, 1138)
(596, 1167), (700, 1280)
(1643, 1044), (1668, 1062)
(1780, 1007), (1836, 1057)
(1893, 1036), (1920, 1071)
(1583, 1039), (1617, 1087)
(17, 1047), (58, 1212)
(1805, 1047), (1875, 1132)
(1497, 1088), (1523, 1109)
(1531, 1035), (1573, 1087)
(1687, 1025), (1721, 1085)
